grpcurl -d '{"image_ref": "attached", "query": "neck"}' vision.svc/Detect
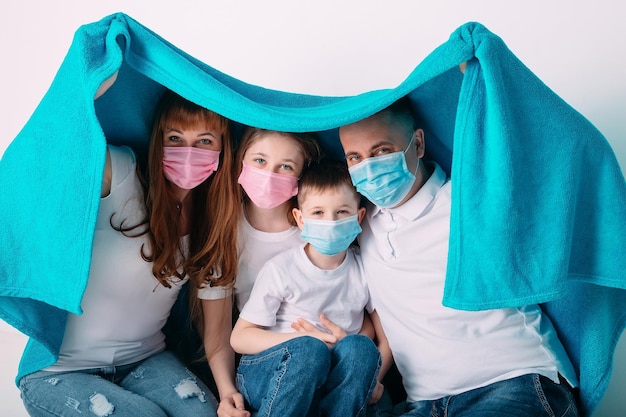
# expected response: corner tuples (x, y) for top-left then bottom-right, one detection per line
(304, 244), (346, 270)
(245, 201), (293, 233)
(177, 192), (193, 236)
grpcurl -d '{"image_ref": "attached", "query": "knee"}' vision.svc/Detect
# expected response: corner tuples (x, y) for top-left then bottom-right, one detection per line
(286, 336), (331, 372)
(336, 334), (379, 357)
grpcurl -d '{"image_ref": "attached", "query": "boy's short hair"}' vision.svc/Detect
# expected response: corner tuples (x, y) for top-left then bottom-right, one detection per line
(297, 158), (360, 206)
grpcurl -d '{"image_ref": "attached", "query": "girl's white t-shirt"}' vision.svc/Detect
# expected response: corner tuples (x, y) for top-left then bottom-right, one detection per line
(231, 214), (306, 312)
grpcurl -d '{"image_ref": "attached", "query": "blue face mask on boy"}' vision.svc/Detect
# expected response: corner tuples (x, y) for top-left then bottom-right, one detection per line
(348, 134), (418, 208)
(300, 215), (362, 256)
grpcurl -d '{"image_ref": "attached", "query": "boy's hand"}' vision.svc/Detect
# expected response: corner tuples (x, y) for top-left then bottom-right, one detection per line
(291, 317), (338, 347)
(291, 313), (347, 345)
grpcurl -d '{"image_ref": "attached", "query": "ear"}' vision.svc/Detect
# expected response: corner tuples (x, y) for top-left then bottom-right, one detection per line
(356, 207), (366, 224)
(292, 208), (305, 230)
(413, 128), (426, 159)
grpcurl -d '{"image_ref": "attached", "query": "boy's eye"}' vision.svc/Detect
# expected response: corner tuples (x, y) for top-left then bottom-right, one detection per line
(337, 209), (349, 214)
(311, 210), (323, 216)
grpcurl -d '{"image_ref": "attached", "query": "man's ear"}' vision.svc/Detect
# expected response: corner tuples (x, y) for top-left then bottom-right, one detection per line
(357, 206), (366, 224)
(292, 208), (305, 230)
(413, 128), (426, 158)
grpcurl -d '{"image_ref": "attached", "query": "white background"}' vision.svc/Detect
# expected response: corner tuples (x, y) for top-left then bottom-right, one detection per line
(1, 1), (624, 416)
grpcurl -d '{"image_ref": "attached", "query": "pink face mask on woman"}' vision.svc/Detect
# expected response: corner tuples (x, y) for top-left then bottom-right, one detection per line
(237, 163), (298, 209)
(162, 147), (221, 189)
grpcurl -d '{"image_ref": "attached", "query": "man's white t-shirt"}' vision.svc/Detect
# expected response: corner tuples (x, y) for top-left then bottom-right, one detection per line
(359, 162), (577, 402)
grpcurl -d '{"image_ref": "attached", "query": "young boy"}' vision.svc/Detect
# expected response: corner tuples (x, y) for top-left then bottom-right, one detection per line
(230, 158), (389, 417)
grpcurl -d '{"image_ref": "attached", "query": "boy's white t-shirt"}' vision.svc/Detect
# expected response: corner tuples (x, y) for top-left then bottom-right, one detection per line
(231, 214), (306, 312)
(239, 244), (371, 335)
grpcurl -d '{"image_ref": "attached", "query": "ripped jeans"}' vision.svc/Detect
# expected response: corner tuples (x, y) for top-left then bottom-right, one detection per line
(19, 350), (218, 417)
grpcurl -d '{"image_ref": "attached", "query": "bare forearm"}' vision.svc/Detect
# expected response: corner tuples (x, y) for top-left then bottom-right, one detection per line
(230, 324), (302, 355)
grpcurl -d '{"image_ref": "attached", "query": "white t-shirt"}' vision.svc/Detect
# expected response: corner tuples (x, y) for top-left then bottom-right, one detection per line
(47, 145), (188, 370)
(231, 214), (305, 312)
(359, 162), (577, 402)
(239, 244), (371, 335)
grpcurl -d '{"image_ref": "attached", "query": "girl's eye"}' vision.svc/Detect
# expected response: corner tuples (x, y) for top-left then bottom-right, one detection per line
(253, 158), (266, 165)
(280, 164), (294, 171)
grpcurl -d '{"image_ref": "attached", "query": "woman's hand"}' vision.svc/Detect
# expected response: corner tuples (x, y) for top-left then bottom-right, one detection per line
(368, 381), (384, 405)
(217, 391), (250, 417)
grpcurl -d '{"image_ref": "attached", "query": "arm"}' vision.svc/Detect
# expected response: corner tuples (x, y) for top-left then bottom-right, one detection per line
(369, 310), (393, 404)
(359, 310), (376, 339)
(101, 147), (112, 198)
(231, 316), (337, 355)
(370, 310), (392, 380)
(202, 297), (249, 417)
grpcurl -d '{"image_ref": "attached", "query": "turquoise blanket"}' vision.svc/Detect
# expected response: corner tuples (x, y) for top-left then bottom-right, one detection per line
(1, 12), (624, 416)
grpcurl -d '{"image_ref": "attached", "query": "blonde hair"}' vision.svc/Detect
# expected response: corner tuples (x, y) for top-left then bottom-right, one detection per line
(234, 127), (321, 225)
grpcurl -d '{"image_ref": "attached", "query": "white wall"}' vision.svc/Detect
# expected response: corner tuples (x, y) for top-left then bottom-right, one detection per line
(1, 1), (624, 416)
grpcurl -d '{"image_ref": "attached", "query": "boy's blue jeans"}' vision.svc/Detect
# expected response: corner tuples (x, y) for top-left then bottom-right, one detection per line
(19, 350), (218, 417)
(236, 334), (381, 417)
(396, 373), (579, 417)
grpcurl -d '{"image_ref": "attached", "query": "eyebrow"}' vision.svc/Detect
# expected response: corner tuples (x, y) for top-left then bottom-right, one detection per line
(164, 128), (216, 137)
(345, 140), (396, 157)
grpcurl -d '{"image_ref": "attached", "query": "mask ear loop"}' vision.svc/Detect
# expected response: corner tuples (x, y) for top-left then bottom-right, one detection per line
(404, 133), (420, 177)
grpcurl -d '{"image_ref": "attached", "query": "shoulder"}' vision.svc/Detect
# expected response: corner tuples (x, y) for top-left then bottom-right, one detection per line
(106, 145), (138, 189)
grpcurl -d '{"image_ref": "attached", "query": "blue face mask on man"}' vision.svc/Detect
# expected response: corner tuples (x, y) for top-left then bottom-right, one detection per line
(348, 134), (418, 208)
(300, 214), (362, 256)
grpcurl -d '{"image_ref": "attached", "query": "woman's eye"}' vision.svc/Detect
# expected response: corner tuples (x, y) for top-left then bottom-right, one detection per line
(168, 135), (181, 142)
(199, 138), (212, 145)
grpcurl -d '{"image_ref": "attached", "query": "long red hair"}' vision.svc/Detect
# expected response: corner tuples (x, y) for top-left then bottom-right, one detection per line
(138, 90), (239, 290)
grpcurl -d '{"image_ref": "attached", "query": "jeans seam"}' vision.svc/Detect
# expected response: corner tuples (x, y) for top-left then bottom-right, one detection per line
(533, 374), (556, 417)
(356, 354), (382, 417)
(261, 347), (290, 417)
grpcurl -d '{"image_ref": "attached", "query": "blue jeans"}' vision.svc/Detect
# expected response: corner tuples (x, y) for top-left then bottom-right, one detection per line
(236, 334), (381, 417)
(396, 374), (579, 417)
(19, 350), (219, 417)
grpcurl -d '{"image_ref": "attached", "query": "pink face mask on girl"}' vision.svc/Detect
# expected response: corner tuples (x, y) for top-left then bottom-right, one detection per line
(162, 147), (221, 189)
(237, 163), (298, 209)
